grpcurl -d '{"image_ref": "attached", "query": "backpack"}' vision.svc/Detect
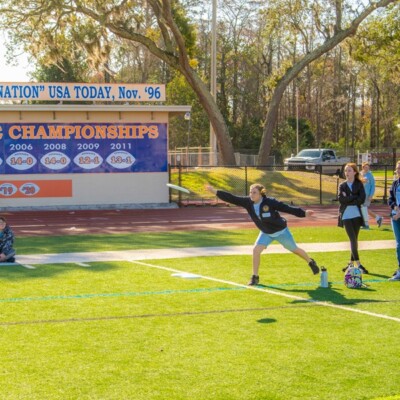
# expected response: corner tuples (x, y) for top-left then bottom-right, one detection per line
(344, 266), (364, 289)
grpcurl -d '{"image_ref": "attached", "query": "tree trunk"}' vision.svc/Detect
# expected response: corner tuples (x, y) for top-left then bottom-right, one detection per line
(258, 82), (287, 164)
(180, 67), (237, 165)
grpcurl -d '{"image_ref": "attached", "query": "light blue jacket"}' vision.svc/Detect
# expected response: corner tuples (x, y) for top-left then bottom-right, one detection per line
(362, 171), (375, 198)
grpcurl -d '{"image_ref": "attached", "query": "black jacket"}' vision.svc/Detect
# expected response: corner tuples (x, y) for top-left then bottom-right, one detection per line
(216, 190), (306, 234)
(337, 179), (366, 227)
(388, 178), (400, 211)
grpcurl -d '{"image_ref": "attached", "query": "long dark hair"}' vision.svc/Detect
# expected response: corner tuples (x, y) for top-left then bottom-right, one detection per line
(345, 163), (362, 182)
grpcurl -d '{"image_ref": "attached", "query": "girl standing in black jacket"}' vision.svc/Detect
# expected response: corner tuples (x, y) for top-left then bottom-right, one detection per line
(206, 183), (320, 285)
(338, 163), (367, 273)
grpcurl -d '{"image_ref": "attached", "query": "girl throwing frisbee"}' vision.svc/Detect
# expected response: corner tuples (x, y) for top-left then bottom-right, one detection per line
(206, 183), (320, 285)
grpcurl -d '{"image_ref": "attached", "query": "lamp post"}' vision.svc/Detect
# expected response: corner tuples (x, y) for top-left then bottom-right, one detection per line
(185, 111), (191, 164)
(210, 0), (218, 165)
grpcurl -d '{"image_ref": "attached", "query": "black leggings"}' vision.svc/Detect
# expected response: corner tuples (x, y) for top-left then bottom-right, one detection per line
(343, 217), (363, 261)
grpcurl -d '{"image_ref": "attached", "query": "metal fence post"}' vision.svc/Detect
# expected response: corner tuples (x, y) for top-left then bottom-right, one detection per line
(178, 163), (182, 205)
(244, 166), (248, 195)
(384, 165), (388, 204)
(168, 163), (171, 203)
(319, 165), (323, 205)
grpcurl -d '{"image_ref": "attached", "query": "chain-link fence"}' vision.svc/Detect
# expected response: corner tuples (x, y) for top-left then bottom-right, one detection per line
(168, 164), (394, 206)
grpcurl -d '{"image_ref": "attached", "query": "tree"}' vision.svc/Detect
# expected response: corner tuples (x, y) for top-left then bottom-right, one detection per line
(166, 71), (209, 149)
(33, 58), (87, 83)
(257, 0), (399, 165)
(0, 0), (237, 165)
(349, 4), (400, 148)
(1, 0), (398, 164)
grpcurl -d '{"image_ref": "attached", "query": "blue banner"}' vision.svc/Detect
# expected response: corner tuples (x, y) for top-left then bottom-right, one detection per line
(0, 123), (168, 174)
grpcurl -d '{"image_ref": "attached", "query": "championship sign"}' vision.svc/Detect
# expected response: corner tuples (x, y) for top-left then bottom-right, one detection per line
(0, 82), (165, 102)
(0, 123), (167, 174)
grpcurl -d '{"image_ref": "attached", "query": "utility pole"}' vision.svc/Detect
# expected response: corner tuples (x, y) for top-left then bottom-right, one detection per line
(210, 0), (218, 165)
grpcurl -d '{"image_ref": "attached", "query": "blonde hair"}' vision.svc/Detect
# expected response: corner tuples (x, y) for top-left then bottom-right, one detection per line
(362, 162), (370, 168)
(250, 183), (267, 196)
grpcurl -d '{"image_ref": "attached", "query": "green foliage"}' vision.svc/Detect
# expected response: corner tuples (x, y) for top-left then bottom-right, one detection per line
(167, 73), (209, 148)
(287, 117), (315, 148)
(272, 118), (315, 161)
(32, 58), (86, 83)
(230, 119), (263, 151)
(351, 5), (400, 76)
(320, 140), (342, 150)
(171, 1), (197, 58)
(272, 119), (296, 162)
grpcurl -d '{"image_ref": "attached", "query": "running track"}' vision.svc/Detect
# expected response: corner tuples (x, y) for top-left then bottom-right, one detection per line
(2, 204), (390, 237)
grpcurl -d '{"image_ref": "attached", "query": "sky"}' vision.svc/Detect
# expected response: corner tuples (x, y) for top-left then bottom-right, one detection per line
(0, 38), (31, 82)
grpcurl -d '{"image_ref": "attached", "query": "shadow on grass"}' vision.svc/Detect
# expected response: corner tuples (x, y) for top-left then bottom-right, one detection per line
(15, 230), (250, 255)
(0, 262), (119, 281)
(257, 318), (277, 324)
(269, 284), (382, 306)
(367, 272), (391, 279)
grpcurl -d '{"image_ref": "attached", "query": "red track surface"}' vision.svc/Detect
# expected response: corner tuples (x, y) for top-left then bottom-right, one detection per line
(2, 204), (390, 237)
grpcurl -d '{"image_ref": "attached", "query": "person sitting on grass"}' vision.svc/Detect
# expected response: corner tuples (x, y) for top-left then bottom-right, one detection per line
(0, 216), (16, 263)
(205, 183), (320, 285)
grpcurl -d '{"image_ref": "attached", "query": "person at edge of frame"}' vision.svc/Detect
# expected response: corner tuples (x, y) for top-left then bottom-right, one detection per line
(338, 163), (368, 275)
(205, 182), (320, 286)
(0, 216), (16, 263)
(388, 160), (400, 281)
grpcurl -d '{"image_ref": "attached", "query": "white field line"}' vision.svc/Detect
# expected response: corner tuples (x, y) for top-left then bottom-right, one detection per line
(18, 263), (36, 269)
(130, 260), (400, 324)
(76, 263), (91, 267)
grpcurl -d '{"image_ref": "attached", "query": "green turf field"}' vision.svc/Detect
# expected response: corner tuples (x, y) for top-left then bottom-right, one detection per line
(14, 225), (395, 254)
(1, 225), (399, 400)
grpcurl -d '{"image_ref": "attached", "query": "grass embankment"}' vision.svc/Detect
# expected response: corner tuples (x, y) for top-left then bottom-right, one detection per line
(170, 168), (340, 204)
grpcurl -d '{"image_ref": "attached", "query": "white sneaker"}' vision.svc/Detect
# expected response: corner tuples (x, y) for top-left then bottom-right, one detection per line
(389, 269), (400, 281)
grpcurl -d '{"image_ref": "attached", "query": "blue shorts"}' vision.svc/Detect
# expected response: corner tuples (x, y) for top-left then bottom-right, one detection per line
(255, 228), (298, 252)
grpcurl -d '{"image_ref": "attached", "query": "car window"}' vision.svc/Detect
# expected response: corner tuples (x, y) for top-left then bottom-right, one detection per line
(297, 150), (321, 157)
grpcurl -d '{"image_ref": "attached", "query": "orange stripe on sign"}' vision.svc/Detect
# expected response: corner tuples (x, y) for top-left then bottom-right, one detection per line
(0, 180), (72, 198)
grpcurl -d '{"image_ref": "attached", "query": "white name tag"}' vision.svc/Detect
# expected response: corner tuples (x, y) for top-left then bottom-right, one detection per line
(261, 212), (271, 218)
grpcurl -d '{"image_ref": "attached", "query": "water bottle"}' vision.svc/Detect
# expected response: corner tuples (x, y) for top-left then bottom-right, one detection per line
(320, 267), (328, 288)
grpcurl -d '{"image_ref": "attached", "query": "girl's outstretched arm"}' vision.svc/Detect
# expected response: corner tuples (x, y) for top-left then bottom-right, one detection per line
(205, 184), (217, 194)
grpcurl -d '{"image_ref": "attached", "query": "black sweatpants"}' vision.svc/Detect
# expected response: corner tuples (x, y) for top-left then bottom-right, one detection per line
(343, 217), (363, 261)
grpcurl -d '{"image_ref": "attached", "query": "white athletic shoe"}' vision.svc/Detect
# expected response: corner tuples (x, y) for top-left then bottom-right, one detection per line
(389, 269), (400, 281)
